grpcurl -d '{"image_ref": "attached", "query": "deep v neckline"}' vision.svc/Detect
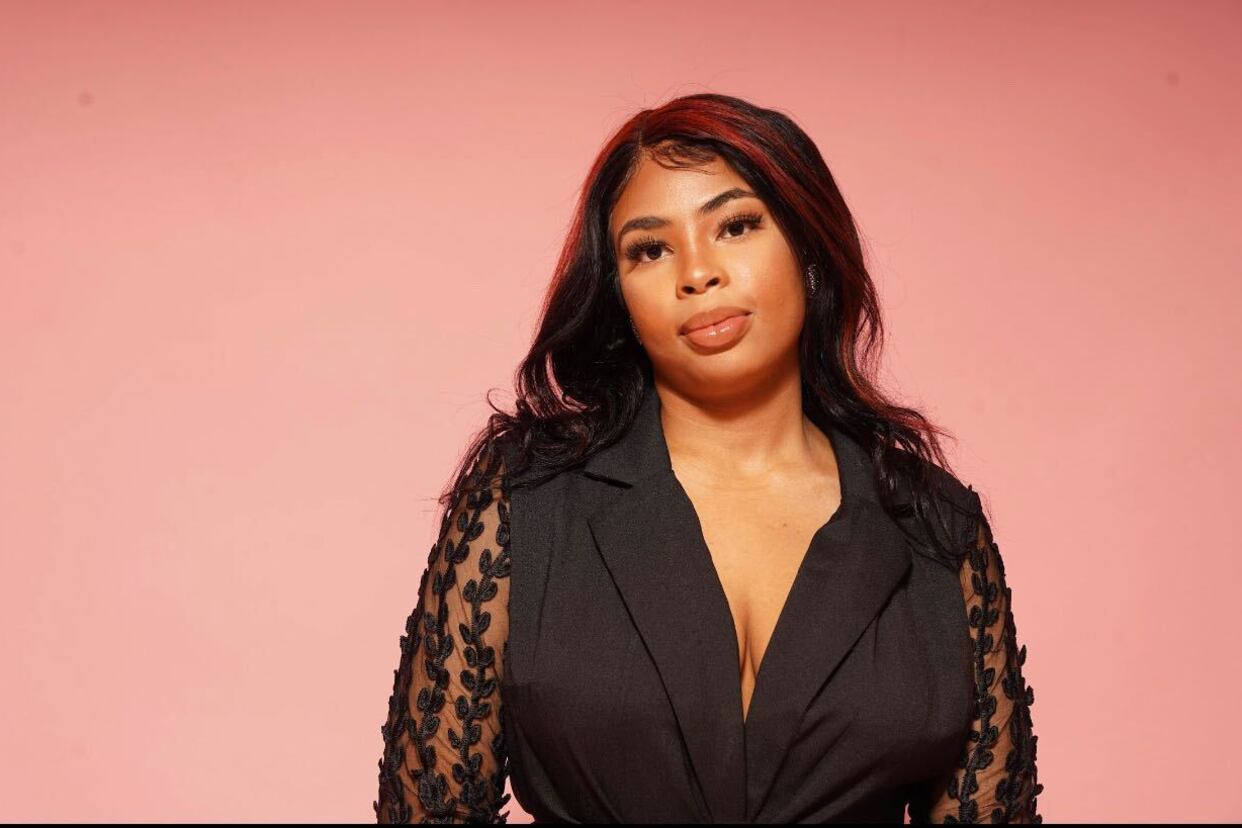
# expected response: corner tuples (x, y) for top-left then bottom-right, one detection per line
(670, 423), (860, 728)
(580, 381), (914, 821)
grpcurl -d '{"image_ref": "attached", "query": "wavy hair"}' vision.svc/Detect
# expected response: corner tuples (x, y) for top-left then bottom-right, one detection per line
(437, 92), (966, 560)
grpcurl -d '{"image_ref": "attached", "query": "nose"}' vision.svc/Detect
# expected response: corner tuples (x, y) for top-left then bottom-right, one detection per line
(676, 253), (728, 296)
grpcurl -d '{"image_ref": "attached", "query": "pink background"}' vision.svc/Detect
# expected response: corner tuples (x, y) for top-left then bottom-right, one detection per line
(3, 0), (1240, 821)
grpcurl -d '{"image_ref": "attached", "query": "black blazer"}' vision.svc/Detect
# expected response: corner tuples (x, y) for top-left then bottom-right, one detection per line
(375, 382), (1042, 823)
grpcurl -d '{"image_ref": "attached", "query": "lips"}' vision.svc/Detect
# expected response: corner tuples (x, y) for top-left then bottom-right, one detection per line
(679, 306), (752, 335)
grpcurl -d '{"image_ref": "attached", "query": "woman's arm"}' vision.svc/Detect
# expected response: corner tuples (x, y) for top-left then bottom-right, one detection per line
(374, 448), (513, 823)
(910, 494), (1044, 823)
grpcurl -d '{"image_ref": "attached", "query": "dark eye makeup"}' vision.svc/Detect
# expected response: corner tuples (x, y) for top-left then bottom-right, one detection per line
(622, 210), (764, 265)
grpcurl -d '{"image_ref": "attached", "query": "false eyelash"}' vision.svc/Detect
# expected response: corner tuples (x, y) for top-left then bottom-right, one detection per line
(623, 210), (765, 264)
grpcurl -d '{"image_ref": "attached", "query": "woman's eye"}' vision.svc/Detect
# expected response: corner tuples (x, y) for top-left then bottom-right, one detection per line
(623, 212), (763, 266)
(720, 212), (763, 239)
(638, 243), (664, 262)
(624, 237), (665, 264)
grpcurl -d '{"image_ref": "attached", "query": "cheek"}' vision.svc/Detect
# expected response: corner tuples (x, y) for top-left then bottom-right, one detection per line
(751, 271), (807, 335)
(622, 284), (672, 337)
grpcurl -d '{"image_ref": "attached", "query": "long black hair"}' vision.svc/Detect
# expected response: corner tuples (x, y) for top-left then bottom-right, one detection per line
(439, 92), (969, 561)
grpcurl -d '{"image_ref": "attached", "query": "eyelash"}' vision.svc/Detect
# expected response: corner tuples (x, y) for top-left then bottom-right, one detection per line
(623, 210), (765, 265)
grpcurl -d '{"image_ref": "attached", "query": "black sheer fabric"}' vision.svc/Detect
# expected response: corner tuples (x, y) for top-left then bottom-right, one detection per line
(374, 389), (1041, 823)
(907, 508), (1043, 823)
(374, 448), (513, 823)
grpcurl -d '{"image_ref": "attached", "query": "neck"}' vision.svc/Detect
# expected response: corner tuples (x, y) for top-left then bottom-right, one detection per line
(655, 369), (834, 490)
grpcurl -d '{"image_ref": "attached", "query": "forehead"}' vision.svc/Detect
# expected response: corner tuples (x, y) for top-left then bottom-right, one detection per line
(609, 152), (748, 229)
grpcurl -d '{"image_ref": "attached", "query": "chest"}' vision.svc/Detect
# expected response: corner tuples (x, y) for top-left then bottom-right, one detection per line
(677, 475), (842, 718)
(501, 468), (974, 822)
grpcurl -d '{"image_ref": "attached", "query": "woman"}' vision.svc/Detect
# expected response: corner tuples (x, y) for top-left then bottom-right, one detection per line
(374, 93), (1042, 824)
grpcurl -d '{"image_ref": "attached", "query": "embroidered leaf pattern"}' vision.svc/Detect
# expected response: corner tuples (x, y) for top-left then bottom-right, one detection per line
(374, 449), (513, 824)
(912, 498), (1044, 824)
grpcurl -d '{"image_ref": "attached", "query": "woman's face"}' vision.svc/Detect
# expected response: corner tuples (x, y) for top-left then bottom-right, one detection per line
(609, 150), (806, 401)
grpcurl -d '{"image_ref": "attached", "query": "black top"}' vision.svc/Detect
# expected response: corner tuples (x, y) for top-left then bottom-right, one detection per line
(374, 383), (1042, 823)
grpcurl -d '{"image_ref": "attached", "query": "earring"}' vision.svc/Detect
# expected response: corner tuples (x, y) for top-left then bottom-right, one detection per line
(805, 263), (819, 297)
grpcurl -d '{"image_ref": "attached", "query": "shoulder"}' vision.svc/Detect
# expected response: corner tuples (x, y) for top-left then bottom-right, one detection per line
(439, 435), (513, 527)
(491, 432), (584, 498)
(888, 444), (981, 514)
(929, 460), (984, 523)
(888, 446), (986, 569)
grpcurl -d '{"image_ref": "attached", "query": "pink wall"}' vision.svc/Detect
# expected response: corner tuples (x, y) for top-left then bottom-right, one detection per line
(3, 0), (1239, 821)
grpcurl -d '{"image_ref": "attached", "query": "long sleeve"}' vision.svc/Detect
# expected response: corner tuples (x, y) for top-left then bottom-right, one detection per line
(374, 448), (514, 824)
(910, 498), (1044, 824)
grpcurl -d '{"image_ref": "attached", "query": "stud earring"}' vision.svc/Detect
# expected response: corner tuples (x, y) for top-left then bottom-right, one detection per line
(805, 263), (819, 297)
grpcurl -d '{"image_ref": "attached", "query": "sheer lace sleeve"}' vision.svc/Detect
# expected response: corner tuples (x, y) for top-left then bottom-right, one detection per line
(911, 497), (1044, 824)
(374, 447), (513, 823)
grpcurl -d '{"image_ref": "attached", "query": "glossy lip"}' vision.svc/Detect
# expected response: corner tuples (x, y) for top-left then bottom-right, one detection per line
(680, 311), (753, 352)
(679, 306), (753, 335)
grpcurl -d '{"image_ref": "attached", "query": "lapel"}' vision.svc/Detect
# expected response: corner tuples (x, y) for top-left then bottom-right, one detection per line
(581, 382), (913, 822)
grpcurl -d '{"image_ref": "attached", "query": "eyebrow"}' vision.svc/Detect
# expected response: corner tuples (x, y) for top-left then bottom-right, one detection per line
(614, 187), (760, 249)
